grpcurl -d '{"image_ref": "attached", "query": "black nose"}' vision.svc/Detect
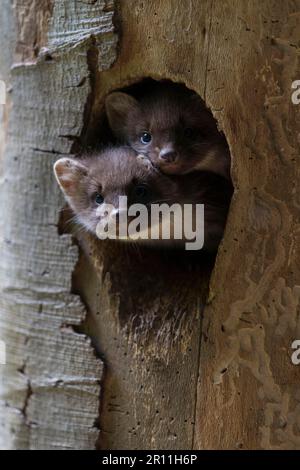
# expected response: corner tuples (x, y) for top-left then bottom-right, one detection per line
(159, 149), (177, 163)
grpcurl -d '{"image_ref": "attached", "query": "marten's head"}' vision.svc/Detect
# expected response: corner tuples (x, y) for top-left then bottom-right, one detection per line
(105, 83), (230, 179)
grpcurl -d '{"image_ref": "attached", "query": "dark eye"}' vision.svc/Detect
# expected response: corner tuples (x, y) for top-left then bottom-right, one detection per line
(95, 193), (104, 205)
(140, 132), (152, 144)
(184, 127), (196, 138)
(133, 184), (150, 202)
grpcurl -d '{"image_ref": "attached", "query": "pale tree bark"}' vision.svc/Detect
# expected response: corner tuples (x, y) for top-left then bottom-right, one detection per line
(0, 0), (117, 450)
(1, 0), (300, 451)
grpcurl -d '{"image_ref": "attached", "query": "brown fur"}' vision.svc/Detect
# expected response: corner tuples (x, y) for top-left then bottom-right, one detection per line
(54, 146), (232, 251)
(105, 83), (231, 179)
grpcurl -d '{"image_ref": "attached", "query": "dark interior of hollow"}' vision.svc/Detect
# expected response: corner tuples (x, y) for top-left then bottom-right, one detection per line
(73, 78), (233, 333)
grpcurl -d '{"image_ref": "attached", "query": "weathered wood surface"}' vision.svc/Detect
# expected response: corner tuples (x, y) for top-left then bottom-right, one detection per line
(1, 0), (300, 450)
(0, 0), (117, 450)
(77, 0), (213, 450)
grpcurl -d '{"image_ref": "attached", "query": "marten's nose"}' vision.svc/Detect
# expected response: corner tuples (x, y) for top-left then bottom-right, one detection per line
(159, 147), (177, 163)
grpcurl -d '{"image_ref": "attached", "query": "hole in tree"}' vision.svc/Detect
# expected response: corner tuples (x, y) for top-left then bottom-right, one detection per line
(75, 78), (233, 343)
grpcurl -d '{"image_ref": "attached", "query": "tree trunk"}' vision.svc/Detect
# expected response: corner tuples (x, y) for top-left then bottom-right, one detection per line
(0, 0), (300, 450)
(0, 0), (117, 450)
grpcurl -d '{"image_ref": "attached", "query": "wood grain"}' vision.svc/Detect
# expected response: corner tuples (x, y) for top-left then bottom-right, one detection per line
(1, 0), (300, 450)
(0, 0), (117, 450)
(194, 0), (300, 450)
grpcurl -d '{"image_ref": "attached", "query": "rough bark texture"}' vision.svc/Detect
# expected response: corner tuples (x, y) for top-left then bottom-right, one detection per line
(1, 0), (300, 451)
(0, 0), (117, 450)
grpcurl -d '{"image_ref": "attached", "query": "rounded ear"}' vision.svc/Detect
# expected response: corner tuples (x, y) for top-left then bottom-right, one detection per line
(105, 92), (140, 139)
(53, 158), (88, 198)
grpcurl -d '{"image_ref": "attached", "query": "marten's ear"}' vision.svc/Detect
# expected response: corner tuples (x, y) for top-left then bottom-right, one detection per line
(54, 158), (88, 198)
(105, 92), (139, 139)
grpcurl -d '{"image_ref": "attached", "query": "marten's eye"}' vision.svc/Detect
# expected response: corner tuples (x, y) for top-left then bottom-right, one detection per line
(140, 132), (152, 144)
(133, 184), (151, 202)
(95, 193), (104, 205)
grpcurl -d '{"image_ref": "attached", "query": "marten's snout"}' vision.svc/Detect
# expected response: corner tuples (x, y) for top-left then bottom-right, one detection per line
(159, 146), (178, 163)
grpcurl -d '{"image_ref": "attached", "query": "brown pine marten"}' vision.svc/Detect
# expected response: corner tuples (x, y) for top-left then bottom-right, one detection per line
(54, 147), (232, 251)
